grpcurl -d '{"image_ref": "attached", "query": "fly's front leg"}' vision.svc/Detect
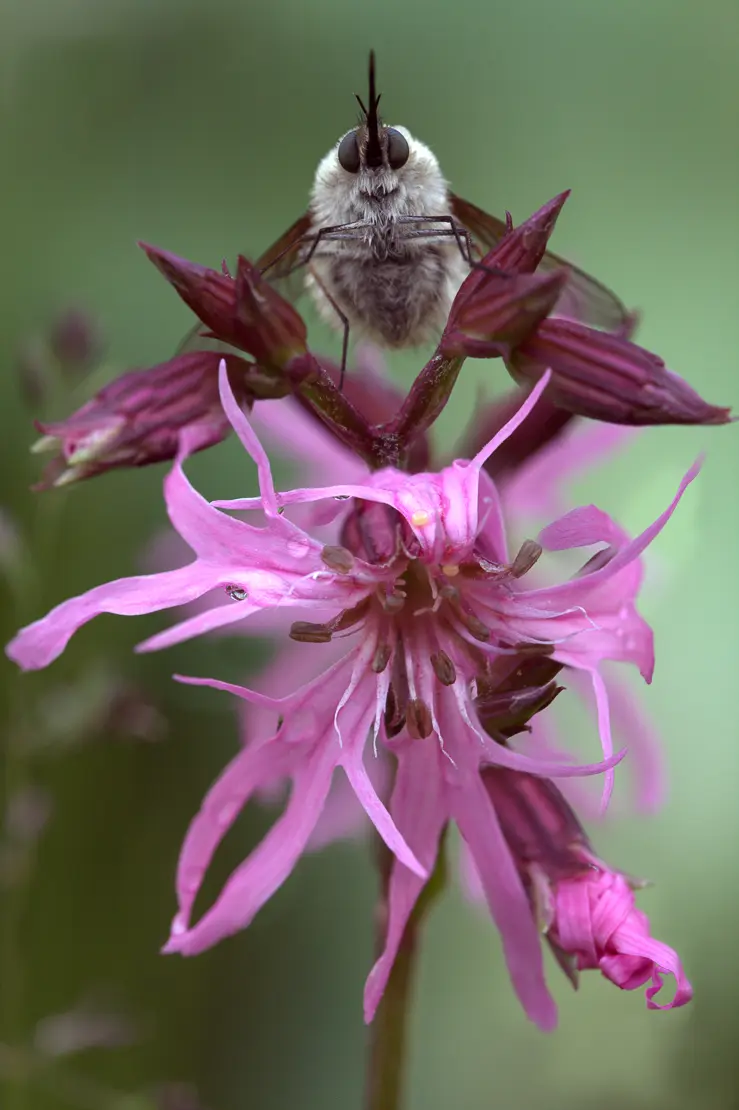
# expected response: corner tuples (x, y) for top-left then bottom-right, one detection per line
(262, 222), (372, 279)
(395, 215), (476, 264)
(396, 217), (510, 282)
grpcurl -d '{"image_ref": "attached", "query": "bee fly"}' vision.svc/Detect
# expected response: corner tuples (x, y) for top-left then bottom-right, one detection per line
(186, 52), (627, 381)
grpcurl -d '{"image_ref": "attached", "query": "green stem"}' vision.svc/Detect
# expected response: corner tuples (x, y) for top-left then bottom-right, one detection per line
(364, 828), (447, 1110)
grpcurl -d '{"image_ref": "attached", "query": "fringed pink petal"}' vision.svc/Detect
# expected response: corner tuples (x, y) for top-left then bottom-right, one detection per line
(137, 600), (262, 653)
(7, 563), (215, 671)
(470, 371), (552, 472)
(164, 743), (337, 955)
(164, 736), (297, 936)
(451, 764), (558, 1030)
(218, 360), (278, 516)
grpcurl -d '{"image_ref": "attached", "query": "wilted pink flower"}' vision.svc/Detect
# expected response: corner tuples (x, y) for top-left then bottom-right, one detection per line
(7, 363), (698, 1027)
(31, 352), (258, 487)
(475, 767), (692, 1010)
(552, 868), (692, 1007)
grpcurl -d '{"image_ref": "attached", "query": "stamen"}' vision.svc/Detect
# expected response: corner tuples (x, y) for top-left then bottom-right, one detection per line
(289, 621), (333, 644)
(510, 539), (543, 578)
(499, 640), (556, 657)
(321, 545), (355, 575)
(384, 684), (405, 738)
(330, 597), (371, 631)
(380, 591), (406, 615)
(430, 650), (457, 686)
(411, 510), (431, 527)
(372, 642), (392, 673)
(439, 585), (491, 642)
(441, 564), (459, 577)
(459, 610), (491, 643)
(465, 556), (507, 579)
(406, 698), (433, 739)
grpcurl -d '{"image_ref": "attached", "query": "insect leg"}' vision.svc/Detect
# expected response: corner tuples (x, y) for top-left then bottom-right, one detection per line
(306, 264), (351, 391)
(396, 217), (513, 283)
(395, 215), (476, 264)
(261, 222), (370, 279)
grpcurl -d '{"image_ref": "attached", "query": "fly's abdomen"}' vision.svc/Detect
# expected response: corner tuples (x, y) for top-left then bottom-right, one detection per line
(310, 249), (458, 348)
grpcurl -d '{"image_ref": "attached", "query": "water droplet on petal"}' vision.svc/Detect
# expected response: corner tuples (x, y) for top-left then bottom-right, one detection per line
(226, 585), (248, 601)
(287, 538), (311, 559)
(618, 605), (630, 620)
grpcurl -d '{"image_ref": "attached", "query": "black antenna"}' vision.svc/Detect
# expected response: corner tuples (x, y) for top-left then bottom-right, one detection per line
(359, 50), (383, 168)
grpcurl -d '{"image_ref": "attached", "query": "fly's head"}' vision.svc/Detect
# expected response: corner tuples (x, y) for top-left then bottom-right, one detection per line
(310, 53), (450, 229)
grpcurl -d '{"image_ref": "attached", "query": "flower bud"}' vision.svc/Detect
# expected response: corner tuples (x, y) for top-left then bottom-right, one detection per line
(32, 352), (255, 488)
(485, 191), (570, 274)
(140, 243), (307, 370)
(441, 268), (568, 360)
(508, 318), (732, 425)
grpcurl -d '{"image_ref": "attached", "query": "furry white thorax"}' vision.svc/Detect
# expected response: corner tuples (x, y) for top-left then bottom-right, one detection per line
(306, 126), (469, 348)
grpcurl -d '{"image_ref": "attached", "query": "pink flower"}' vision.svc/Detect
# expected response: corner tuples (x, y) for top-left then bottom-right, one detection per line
(256, 390), (666, 816)
(6, 363), (698, 1028)
(476, 766), (692, 1010)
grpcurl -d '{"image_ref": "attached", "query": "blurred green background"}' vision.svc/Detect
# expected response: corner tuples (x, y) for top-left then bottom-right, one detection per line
(1, 0), (738, 1107)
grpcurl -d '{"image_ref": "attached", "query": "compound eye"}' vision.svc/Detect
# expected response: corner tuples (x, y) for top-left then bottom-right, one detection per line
(386, 127), (410, 170)
(337, 131), (361, 173)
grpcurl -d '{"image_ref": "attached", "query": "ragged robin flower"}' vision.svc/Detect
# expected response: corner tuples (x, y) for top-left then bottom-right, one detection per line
(6, 363), (699, 1027)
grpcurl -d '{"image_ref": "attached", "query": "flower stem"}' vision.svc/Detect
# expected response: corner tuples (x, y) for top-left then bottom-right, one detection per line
(364, 828), (447, 1110)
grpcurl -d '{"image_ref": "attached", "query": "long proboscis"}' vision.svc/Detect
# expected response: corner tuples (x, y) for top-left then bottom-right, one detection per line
(358, 50), (383, 168)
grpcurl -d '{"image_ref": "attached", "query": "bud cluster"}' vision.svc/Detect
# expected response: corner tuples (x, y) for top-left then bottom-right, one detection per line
(21, 191), (730, 488)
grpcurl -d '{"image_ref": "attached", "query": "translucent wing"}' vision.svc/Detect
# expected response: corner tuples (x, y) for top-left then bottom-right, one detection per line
(176, 211), (313, 356)
(449, 192), (629, 332)
(255, 210), (313, 279)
